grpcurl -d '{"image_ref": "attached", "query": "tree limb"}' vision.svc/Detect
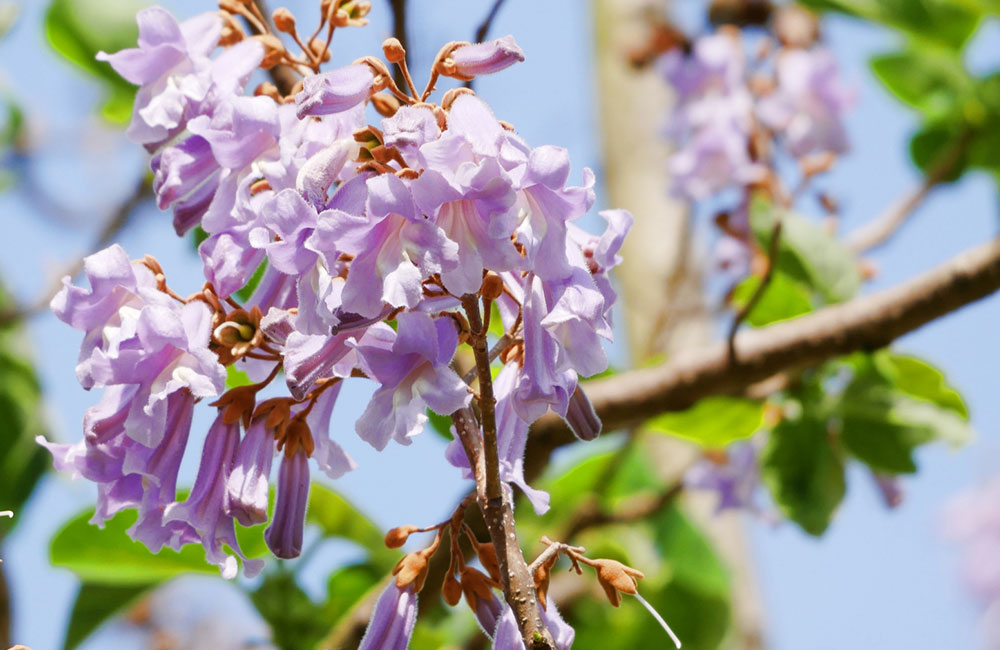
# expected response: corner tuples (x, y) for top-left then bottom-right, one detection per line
(527, 237), (1000, 479)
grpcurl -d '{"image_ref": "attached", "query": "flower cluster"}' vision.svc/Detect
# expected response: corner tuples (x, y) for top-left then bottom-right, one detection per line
(943, 476), (1000, 646)
(658, 10), (853, 281)
(42, 1), (632, 644)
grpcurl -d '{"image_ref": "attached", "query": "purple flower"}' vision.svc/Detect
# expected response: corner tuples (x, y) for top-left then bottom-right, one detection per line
(669, 122), (764, 200)
(163, 411), (264, 577)
(757, 48), (854, 157)
(491, 600), (574, 650)
(684, 441), (761, 513)
(225, 416), (276, 527)
(353, 314), (470, 451)
(295, 63), (374, 119)
(447, 35), (525, 79)
(265, 448), (310, 559)
(382, 105), (441, 154)
(97, 8), (262, 147)
(358, 582), (418, 650)
(660, 31), (745, 100)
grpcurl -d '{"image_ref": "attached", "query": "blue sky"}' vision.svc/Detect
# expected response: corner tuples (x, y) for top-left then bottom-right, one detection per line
(1, 0), (997, 648)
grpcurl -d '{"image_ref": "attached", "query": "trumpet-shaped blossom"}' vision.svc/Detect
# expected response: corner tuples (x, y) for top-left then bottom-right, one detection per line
(358, 582), (418, 650)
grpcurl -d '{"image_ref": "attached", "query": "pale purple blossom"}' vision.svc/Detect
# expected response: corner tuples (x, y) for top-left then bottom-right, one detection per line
(448, 35), (525, 78)
(358, 582), (418, 650)
(295, 63), (374, 119)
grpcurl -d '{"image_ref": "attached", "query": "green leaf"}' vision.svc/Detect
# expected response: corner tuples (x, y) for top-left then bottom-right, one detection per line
(44, 0), (143, 123)
(761, 415), (845, 535)
(836, 353), (973, 473)
(870, 50), (970, 116)
(250, 571), (328, 650)
(799, 0), (982, 50)
(425, 408), (453, 440)
(322, 563), (383, 628)
(730, 272), (813, 327)
(306, 484), (395, 569)
(63, 582), (153, 650)
(909, 122), (969, 181)
(749, 198), (861, 303)
(235, 259), (268, 302)
(878, 353), (968, 417)
(647, 397), (764, 448)
(226, 364), (253, 389)
(0, 286), (50, 531)
(50, 508), (219, 584)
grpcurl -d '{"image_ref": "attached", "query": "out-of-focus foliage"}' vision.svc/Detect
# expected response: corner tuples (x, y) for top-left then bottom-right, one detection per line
(44, 0), (143, 122)
(648, 397), (765, 448)
(0, 285), (50, 535)
(801, 0), (1000, 183)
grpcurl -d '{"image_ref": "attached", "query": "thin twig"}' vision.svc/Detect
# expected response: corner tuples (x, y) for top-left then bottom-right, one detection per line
(386, 0), (409, 91)
(248, 0), (301, 95)
(727, 219), (783, 362)
(527, 538), (586, 576)
(461, 333), (515, 385)
(846, 131), (972, 254)
(462, 294), (501, 501)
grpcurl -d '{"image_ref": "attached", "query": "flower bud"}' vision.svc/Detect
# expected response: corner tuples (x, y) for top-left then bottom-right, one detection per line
(442, 569), (463, 606)
(254, 82), (281, 101)
(564, 385), (601, 441)
(295, 63), (374, 119)
(441, 35), (524, 80)
(382, 37), (406, 63)
(309, 37), (331, 63)
(393, 552), (430, 592)
(371, 92), (401, 117)
(592, 558), (644, 607)
(480, 272), (504, 302)
(385, 524), (419, 548)
(254, 33), (286, 69)
(472, 539), (501, 583)
(272, 7), (295, 34)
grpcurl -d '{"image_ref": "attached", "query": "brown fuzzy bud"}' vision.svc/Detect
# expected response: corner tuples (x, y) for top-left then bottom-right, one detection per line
(254, 82), (281, 102)
(309, 37), (331, 63)
(393, 552), (429, 591)
(210, 384), (259, 430)
(472, 539), (502, 584)
(480, 272), (504, 302)
(272, 7), (296, 34)
(592, 559), (645, 608)
(459, 567), (496, 609)
(533, 553), (558, 609)
(385, 524), (419, 549)
(255, 34), (286, 69)
(441, 86), (475, 111)
(774, 5), (819, 49)
(709, 0), (773, 26)
(219, 24), (244, 45)
(218, 0), (242, 13)
(371, 92), (400, 117)
(442, 569), (463, 606)
(382, 37), (406, 63)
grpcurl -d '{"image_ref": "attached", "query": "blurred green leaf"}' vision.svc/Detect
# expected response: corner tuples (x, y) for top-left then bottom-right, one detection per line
(0, 283), (50, 532)
(909, 122), (969, 181)
(251, 571), (328, 650)
(226, 364), (252, 389)
(837, 353), (972, 473)
(647, 397), (764, 448)
(761, 415), (845, 535)
(799, 0), (982, 49)
(235, 259), (268, 302)
(306, 483), (395, 569)
(322, 563), (384, 628)
(730, 272), (813, 327)
(878, 353), (968, 417)
(63, 582), (153, 650)
(0, 97), (23, 150)
(50, 508), (218, 584)
(870, 50), (970, 116)
(750, 198), (861, 303)
(44, 0), (142, 122)
(426, 408), (453, 440)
